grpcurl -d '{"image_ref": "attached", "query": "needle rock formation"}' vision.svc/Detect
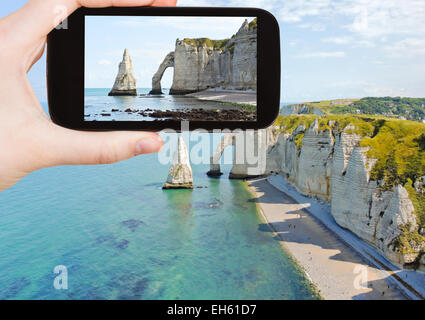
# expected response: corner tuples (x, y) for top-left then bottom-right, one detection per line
(109, 49), (137, 96)
(163, 136), (194, 189)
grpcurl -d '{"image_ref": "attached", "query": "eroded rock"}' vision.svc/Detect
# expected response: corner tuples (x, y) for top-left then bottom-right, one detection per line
(163, 136), (194, 189)
(109, 49), (137, 96)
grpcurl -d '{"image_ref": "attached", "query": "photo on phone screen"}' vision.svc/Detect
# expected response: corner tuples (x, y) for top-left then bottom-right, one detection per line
(84, 16), (258, 122)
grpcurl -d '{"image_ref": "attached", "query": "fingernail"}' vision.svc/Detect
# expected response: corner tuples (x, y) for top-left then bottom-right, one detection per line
(135, 137), (163, 155)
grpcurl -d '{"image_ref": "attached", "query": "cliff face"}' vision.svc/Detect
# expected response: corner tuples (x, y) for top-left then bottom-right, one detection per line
(152, 19), (257, 95)
(109, 49), (137, 96)
(265, 119), (425, 268)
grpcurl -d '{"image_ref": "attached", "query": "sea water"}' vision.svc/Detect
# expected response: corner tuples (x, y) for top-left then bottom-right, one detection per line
(85, 88), (240, 121)
(0, 103), (318, 300)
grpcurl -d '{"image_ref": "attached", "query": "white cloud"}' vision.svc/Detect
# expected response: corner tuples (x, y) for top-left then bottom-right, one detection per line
(321, 36), (375, 48)
(298, 51), (346, 58)
(98, 59), (112, 65)
(115, 16), (249, 37)
(179, 0), (425, 39)
(288, 40), (298, 47)
(322, 36), (352, 44)
(341, 0), (425, 38)
(298, 23), (326, 32)
(384, 38), (425, 58)
(364, 86), (407, 97)
(278, 0), (332, 23)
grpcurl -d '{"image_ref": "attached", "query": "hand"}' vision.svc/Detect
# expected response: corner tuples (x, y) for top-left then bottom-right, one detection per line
(0, 0), (177, 191)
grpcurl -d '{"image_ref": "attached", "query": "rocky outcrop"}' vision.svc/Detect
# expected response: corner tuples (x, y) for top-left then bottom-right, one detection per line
(414, 176), (425, 194)
(264, 121), (425, 268)
(163, 136), (193, 189)
(109, 49), (137, 96)
(149, 52), (174, 95)
(152, 19), (257, 95)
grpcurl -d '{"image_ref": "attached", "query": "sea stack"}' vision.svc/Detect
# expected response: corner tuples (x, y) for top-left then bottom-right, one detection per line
(108, 49), (137, 96)
(163, 136), (194, 189)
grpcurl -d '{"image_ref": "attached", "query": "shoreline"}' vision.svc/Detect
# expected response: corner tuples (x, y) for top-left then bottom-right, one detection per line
(187, 88), (257, 107)
(246, 177), (412, 300)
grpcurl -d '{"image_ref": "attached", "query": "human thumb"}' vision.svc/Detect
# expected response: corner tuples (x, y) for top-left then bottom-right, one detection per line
(43, 125), (163, 167)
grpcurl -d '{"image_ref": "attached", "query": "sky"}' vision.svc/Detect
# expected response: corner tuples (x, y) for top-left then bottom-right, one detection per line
(1, 0), (425, 103)
(85, 16), (252, 89)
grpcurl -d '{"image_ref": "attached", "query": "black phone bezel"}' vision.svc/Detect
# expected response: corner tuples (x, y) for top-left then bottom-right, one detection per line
(47, 6), (281, 131)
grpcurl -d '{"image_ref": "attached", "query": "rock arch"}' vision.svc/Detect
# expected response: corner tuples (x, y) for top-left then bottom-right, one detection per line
(207, 134), (235, 177)
(149, 52), (175, 95)
(207, 130), (268, 179)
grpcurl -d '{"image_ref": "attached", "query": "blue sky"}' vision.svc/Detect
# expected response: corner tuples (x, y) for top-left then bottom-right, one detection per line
(1, 0), (425, 103)
(85, 16), (252, 89)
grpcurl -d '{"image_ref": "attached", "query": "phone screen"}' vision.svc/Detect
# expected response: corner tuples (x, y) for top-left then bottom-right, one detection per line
(84, 16), (257, 122)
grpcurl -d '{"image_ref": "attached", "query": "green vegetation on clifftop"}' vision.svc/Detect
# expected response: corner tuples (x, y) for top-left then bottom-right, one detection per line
(274, 114), (425, 228)
(248, 18), (258, 30)
(182, 37), (230, 50)
(286, 97), (425, 122)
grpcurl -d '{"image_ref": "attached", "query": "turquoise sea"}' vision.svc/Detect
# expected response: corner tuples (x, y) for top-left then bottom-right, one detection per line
(0, 102), (317, 300)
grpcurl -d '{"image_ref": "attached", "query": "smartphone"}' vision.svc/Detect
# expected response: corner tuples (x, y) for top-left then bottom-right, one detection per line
(47, 7), (281, 131)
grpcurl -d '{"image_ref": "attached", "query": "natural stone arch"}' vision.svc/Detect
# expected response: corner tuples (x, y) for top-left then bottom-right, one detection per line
(149, 52), (175, 95)
(207, 130), (268, 179)
(207, 134), (235, 177)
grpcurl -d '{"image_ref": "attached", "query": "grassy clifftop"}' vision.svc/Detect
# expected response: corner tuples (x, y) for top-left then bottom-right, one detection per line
(274, 114), (425, 228)
(286, 97), (425, 122)
(181, 18), (257, 51)
(181, 38), (231, 50)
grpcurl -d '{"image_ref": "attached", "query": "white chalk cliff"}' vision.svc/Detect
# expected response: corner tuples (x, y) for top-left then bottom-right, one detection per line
(163, 136), (194, 189)
(210, 123), (425, 269)
(109, 49), (137, 96)
(264, 122), (425, 268)
(151, 19), (257, 95)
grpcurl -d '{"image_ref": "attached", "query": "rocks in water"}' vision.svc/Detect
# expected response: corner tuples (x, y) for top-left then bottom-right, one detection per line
(208, 198), (223, 208)
(147, 108), (255, 121)
(163, 136), (194, 189)
(124, 108), (139, 113)
(122, 219), (144, 232)
(115, 239), (130, 250)
(108, 49), (137, 96)
(149, 52), (174, 95)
